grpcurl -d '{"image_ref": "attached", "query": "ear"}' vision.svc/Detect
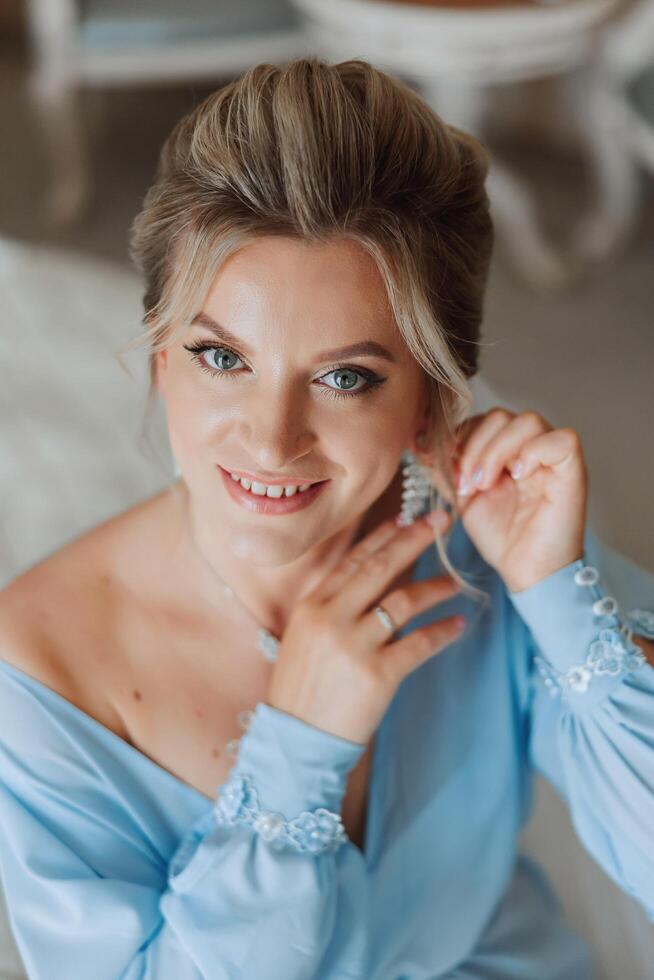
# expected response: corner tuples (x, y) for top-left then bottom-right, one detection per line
(411, 382), (432, 454)
(154, 349), (168, 394)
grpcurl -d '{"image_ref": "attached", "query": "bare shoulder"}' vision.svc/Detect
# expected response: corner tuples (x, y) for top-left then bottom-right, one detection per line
(0, 486), (176, 730)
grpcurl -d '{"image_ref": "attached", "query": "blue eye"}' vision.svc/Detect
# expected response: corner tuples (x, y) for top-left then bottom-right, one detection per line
(192, 345), (243, 373)
(320, 367), (370, 397)
(182, 342), (387, 400)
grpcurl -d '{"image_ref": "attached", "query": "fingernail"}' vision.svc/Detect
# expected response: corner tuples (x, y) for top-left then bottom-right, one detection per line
(454, 615), (467, 631)
(511, 460), (524, 479)
(457, 473), (471, 495)
(423, 508), (449, 529)
(472, 467), (484, 487)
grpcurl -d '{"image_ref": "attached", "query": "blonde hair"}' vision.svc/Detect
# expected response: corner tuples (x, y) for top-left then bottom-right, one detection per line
(122, 57), (495, 605)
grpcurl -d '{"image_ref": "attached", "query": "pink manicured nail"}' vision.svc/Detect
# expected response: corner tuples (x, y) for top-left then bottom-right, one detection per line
(457, 473), (471, 495)
(423, 509), (449, 529)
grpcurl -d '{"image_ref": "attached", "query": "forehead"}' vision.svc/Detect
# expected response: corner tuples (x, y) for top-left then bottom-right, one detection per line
(202, 236), (396, 338)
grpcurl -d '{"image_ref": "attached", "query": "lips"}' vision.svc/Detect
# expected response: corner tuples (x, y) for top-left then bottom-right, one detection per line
(223, 466), (323, 488)
(218, 465), (330, 515)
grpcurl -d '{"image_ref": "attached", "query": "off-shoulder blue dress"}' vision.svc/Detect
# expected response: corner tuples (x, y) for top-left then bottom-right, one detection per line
(0, 518), (653, 980)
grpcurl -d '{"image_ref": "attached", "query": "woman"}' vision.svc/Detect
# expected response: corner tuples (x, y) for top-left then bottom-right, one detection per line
(0, 58), (652, 980)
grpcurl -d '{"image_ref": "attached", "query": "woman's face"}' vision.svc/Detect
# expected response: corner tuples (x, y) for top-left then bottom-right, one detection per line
(155, 236), (430, 567)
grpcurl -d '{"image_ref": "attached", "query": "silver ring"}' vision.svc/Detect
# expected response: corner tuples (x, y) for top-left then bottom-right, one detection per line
(374, 604), (396, 635)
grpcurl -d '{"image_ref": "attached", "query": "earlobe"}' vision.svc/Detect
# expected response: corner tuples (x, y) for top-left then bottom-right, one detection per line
(154, 350), (168, 393)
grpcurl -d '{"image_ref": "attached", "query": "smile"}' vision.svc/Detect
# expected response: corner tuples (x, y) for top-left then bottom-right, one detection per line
(228, 472), (317, 498)
(217, 466), (330, 515)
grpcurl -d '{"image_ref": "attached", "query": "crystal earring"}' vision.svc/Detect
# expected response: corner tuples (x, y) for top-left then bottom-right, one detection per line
(398, 447), (435, 527)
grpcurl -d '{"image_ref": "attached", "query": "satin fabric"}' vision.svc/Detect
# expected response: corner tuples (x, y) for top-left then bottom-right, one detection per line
(0, 517), (652, 979)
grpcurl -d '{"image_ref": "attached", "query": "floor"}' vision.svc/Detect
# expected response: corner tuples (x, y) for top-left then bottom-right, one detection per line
(1, 34), (653, 980)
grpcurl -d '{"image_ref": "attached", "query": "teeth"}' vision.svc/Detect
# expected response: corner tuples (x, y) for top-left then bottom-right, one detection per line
(230, 473), (315, 497)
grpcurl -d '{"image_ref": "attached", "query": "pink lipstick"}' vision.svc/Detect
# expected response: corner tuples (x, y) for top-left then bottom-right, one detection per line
(218, 466), (330, 516)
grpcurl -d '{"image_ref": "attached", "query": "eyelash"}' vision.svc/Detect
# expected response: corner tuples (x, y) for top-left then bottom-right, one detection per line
(181, 341), (388, 400)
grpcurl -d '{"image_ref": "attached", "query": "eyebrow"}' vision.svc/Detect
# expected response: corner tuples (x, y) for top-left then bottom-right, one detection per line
(190, 312), (397, 364)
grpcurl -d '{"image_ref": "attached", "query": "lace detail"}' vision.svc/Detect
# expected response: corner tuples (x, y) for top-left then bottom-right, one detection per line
(536, 563), (649, 697)
(625, 608), (654, 639)
(214, 771), (349, 854)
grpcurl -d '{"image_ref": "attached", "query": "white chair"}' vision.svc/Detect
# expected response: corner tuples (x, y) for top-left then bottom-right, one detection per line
(289, 0), (640, 289)
(602, 0), (654, 174)
(24, 0), (308, 224)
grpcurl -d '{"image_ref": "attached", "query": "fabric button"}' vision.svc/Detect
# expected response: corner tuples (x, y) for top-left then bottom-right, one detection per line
(593, 596), (619, 617)
(574, 565), (599, 586)
(564, 665), (592, 693)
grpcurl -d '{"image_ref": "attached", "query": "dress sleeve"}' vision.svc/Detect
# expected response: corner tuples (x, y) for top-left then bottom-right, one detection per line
(0, 696), (369, 980)
(505, 523), (654, 922)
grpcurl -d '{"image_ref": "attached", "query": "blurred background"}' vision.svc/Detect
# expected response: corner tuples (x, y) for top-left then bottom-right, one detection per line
(0, 1), (653, 978)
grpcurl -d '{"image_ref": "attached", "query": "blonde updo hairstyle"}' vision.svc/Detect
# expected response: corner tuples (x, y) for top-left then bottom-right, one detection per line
(124, 57), (494, 604)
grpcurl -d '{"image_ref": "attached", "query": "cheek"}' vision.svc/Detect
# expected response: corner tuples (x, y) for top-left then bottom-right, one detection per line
(164, 377), (229, 447)
(338, 439), (401, 495)
(349, 411), (412, 459)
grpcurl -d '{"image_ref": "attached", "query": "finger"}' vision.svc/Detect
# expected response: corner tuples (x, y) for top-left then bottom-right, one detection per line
(455, 408), (516, 496)
(450, 413), (487, 459)
(460, 411), (550, 493)
(379, 614), (466, 685)
(335, 512), (452, 618)
(510, 427), (587, 489)
(311, 516), (400, 602)
(421, 414), (487, 505)
(361, 575), (461, 642)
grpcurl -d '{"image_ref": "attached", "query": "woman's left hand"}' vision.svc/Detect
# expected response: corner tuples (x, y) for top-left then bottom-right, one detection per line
(433, 407), (589, 594)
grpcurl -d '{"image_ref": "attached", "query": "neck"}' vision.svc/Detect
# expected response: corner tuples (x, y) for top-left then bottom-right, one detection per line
(171, 469), (404, 638)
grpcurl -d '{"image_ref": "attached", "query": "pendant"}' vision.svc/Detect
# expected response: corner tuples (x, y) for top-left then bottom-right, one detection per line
(257, 627), (280, 662)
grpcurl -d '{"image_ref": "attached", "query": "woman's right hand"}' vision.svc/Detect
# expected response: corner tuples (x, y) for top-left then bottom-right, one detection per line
(265, 511), (465, 745)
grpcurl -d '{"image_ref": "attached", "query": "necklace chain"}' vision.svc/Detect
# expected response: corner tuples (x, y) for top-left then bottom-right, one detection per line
(199, 494), (391, 666)
(219, 582), (280, 663)
(217, 577), (279, 759)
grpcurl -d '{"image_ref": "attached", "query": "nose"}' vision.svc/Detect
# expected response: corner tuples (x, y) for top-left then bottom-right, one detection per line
(241, 385), (315, 474)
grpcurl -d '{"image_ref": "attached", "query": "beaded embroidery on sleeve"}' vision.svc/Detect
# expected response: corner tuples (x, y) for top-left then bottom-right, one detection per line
(534, 562), (653, 698)
(214, 771), (349, 854)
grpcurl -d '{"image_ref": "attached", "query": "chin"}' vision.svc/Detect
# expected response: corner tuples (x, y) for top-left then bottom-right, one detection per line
(226, 533), (315, 568)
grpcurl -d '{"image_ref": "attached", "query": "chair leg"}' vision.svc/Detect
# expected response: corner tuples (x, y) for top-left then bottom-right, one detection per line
(486, 159), (572, 291)
(420, 77), (571, 291)
(564, 61), (641, 264)
(27, 71), (92, 225)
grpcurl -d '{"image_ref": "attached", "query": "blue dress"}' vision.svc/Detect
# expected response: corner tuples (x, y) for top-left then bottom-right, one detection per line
(0, 517), (653, 980)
